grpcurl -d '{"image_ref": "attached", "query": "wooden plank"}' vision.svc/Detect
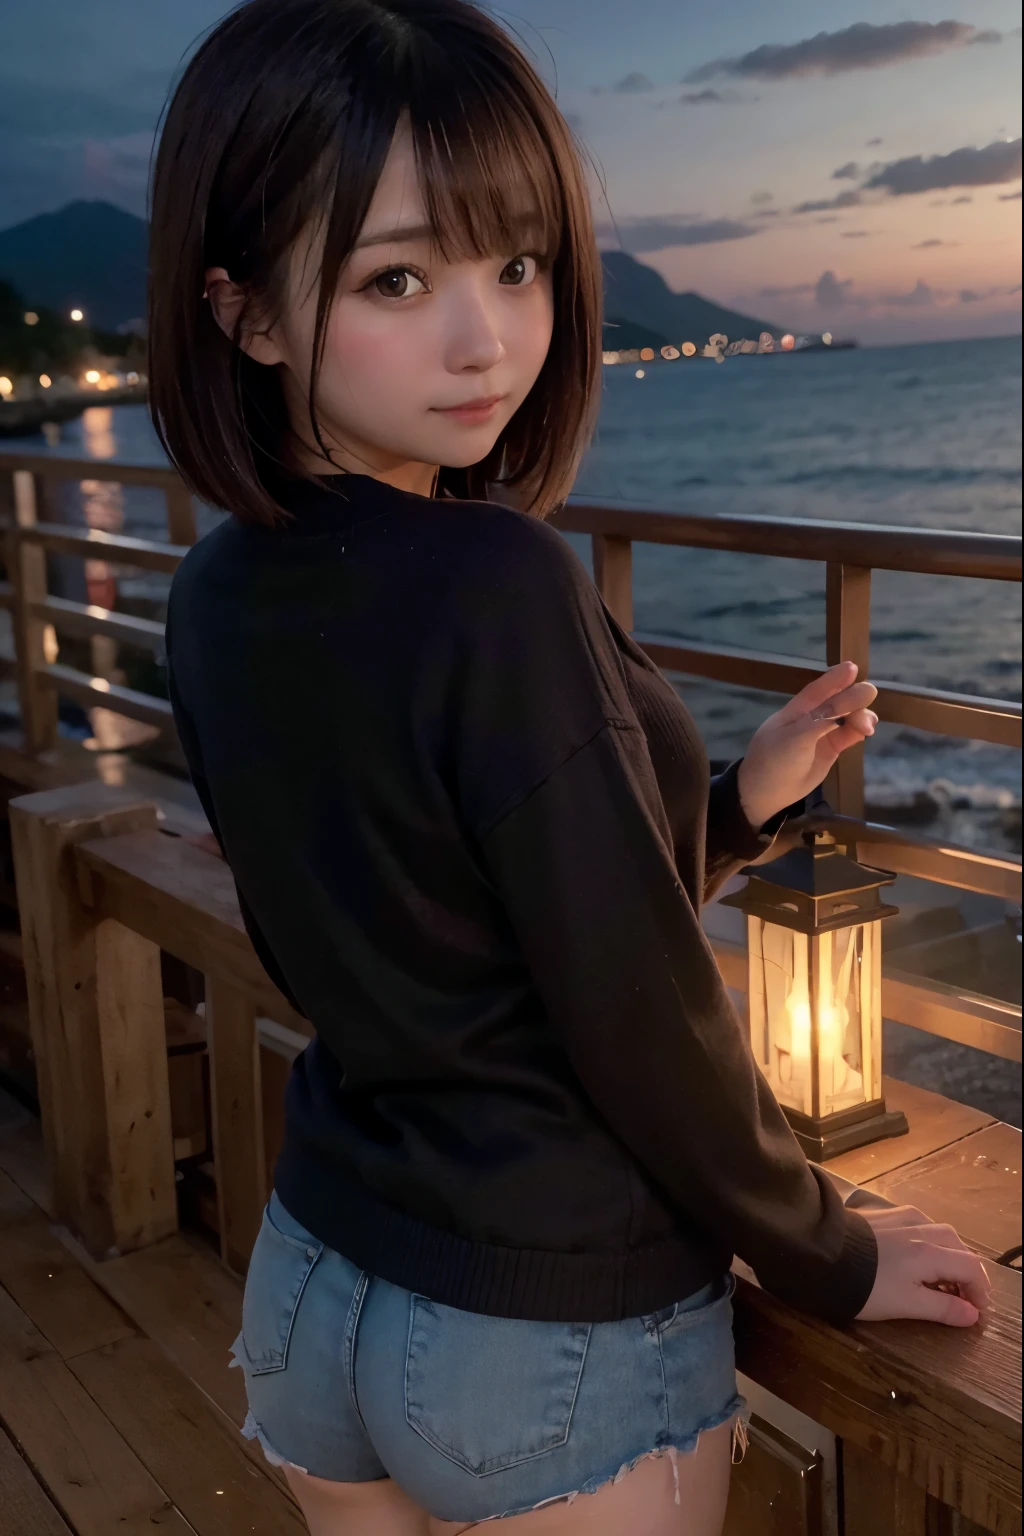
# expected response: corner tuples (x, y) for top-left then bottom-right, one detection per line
(0, 453), (183, 492)
(8, 471), (58, 752)
(732, 1260), (1021, 1535)
(824, 561), (871, 818)
(8, 783), (177, 1258)
(828, 1076), (996, 1185)
(206, 978), (265, 1275)
(0, 1169), (135, 1359)
(75, 827), (308, 1031)
(54, 1223), (294, 1497)
(841, 1439), (929, 1536)
(722, 1412), (825, 1536)
(69, 1333), (306, 1534)
(31, 596), (166, 652)
(0, 1085), (53, 1216)
(39, 663), (175, 731)
(53, 1227), (248, 1425)
(592, 533), (633, 629)
(639, 635), (1021, 750)
(0, 1284), (192, 1535)
(164, 483), (197, 547)
(0, 1427), (73, 1536)
(18, 523), (186, 574)
(864, 1123), (1022, 1262)
(552, 499), (1022, 581)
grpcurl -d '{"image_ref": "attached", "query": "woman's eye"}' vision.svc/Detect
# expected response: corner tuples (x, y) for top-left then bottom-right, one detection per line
(499, 254), (539, 286)
(372, 267), (428, 299)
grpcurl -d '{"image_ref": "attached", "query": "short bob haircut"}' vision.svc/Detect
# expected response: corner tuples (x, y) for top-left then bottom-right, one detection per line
(148, 0), (603, 527)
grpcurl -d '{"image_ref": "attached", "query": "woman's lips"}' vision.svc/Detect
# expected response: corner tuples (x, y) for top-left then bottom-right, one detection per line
(432, 394), (507, 424)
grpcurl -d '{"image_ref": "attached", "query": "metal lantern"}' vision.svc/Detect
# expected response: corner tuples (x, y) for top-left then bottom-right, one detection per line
(722, 829), (909, 1161)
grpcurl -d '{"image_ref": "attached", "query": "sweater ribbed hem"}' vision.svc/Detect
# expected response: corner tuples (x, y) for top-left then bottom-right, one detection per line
(274, 1144), (730, 1324)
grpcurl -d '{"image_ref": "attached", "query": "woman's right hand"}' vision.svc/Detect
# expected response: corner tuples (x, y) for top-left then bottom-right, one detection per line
(854, 1205), (992, 1326)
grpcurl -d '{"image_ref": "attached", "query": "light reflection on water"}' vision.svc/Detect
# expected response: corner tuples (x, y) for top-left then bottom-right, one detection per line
(5, 343), (1021, 839)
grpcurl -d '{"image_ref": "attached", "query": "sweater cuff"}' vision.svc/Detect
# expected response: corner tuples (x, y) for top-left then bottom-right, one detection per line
(708, 758), (804, 862)
(817, 1207), (880, 1323)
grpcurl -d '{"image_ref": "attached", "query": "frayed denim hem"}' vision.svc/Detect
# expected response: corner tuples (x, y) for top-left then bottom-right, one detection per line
(240, 1409), (310, 1476)
(467, 1393), (752, 1523)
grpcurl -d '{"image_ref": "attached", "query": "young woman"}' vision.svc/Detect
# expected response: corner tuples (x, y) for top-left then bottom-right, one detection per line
(149, 3), (991, 1532)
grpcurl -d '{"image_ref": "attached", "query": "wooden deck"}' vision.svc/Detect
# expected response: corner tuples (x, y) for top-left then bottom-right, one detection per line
(0, 1085), (304, 1536)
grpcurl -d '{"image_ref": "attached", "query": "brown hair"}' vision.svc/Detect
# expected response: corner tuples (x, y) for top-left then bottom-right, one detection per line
(148, 0), (603, 526)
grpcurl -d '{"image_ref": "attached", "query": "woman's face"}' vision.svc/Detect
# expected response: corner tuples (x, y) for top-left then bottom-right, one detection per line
(207, 125), (556, 494)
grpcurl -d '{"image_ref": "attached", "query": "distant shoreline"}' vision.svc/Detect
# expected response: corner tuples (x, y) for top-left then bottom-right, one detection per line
(0, 384), (147, 438)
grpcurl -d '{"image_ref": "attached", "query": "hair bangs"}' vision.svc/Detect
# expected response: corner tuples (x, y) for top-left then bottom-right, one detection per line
(149, 0), (603, 526)
(405, 69), (564, 270)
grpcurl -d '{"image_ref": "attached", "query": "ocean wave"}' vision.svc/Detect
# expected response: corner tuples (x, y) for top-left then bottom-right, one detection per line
(775, 464), (1020, 488)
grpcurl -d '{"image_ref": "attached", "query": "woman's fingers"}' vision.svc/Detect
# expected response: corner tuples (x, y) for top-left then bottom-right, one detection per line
(805, 681), (878, 724)
(915, 1243), (992, 1313)
(913, 1285), (981, 1327)
(777, 660), (858, 722)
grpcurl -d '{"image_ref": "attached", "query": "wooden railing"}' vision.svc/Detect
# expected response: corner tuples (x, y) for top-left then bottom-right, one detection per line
(1, 449), (1020, 1065)
(7, 779), (1021, 1536)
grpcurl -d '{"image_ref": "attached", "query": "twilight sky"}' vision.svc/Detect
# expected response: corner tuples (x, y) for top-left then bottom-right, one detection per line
(1, 0), (1020, 344)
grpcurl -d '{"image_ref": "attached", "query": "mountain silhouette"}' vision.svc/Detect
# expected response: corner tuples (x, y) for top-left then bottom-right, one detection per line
(601, 250), (779, 346)
(0, 201), (149, 331)
(0, 201), (781, 344)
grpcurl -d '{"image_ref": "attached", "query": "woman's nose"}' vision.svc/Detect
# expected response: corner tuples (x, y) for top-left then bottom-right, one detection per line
(441, 289), (507, 373)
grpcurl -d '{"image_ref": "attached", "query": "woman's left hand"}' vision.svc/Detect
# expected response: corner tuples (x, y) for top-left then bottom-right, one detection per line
(736, 660), (878, 830)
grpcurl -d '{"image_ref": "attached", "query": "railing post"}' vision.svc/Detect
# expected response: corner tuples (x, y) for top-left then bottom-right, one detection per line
(8, 782), (178, 1257)
(10, 470), (58, 753)
(205, 975), (266, 1274)
(592, 533), (634, 630)
(165, 479), (197, 547)
(824, 562), (871, 818)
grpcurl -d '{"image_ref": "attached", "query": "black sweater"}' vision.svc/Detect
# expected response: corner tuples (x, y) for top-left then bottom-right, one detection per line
(165, 471), (878, 1325)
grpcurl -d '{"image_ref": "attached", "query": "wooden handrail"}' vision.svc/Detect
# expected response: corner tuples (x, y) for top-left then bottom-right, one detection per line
(1, 452), (1020, 896)
(554, 500), (1023, 581)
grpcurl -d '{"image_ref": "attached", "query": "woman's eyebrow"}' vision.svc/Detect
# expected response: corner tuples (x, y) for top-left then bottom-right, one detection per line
(353, 222), (434, 249)
(353, 213), (544, 251)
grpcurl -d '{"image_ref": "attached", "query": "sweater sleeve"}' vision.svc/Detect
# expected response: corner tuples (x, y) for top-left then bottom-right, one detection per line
(704, 759), (807, 903)
(454, 515), (877, 1322)
(479, 720), (878, 1323)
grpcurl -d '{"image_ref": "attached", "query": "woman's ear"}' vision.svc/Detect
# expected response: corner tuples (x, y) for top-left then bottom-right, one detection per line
(203, 267), (283, 366)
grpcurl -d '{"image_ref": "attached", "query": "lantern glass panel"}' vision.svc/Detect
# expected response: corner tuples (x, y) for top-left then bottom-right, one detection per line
(746, 914), (883, 1119)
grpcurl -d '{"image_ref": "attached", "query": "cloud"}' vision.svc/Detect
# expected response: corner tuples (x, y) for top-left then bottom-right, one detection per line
(952, 194), (973, 204)
(971, 29), (1003, 44)
(884, 280), (936, 307)
(685, 21), (994, 83)
(759, 282), (813, 298)
(864, 138), (1022, 195)
(842, 230), (871, 238)
(911, 238), (956, 248)
(793, 189), (862, 213)
(600, 216), (760, 252)
(679, 89), (726, 105)
(999, 188), (1023, 200)
(754, 209), (780, 218)
(866, 137), (884, 147)
(612, 72), (654, 93)
(816, 270), (852, 307)
(562, 110), (583, 132)
(959, 290), (980, 303)
(832, 162), (861, 181)
(751, 191), (774, 205)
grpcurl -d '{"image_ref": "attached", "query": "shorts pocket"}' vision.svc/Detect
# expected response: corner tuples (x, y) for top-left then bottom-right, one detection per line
(240, 1200), (323, 1376)
(405, 1296), (591, 1476)
(643, 1271), (736, 1337)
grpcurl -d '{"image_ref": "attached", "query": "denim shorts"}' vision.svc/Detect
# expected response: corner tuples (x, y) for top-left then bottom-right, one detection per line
(230, 1191), (751, 1524)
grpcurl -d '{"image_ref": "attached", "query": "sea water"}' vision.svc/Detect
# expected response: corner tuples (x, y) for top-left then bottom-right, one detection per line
(6, 334), (1021, 852)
